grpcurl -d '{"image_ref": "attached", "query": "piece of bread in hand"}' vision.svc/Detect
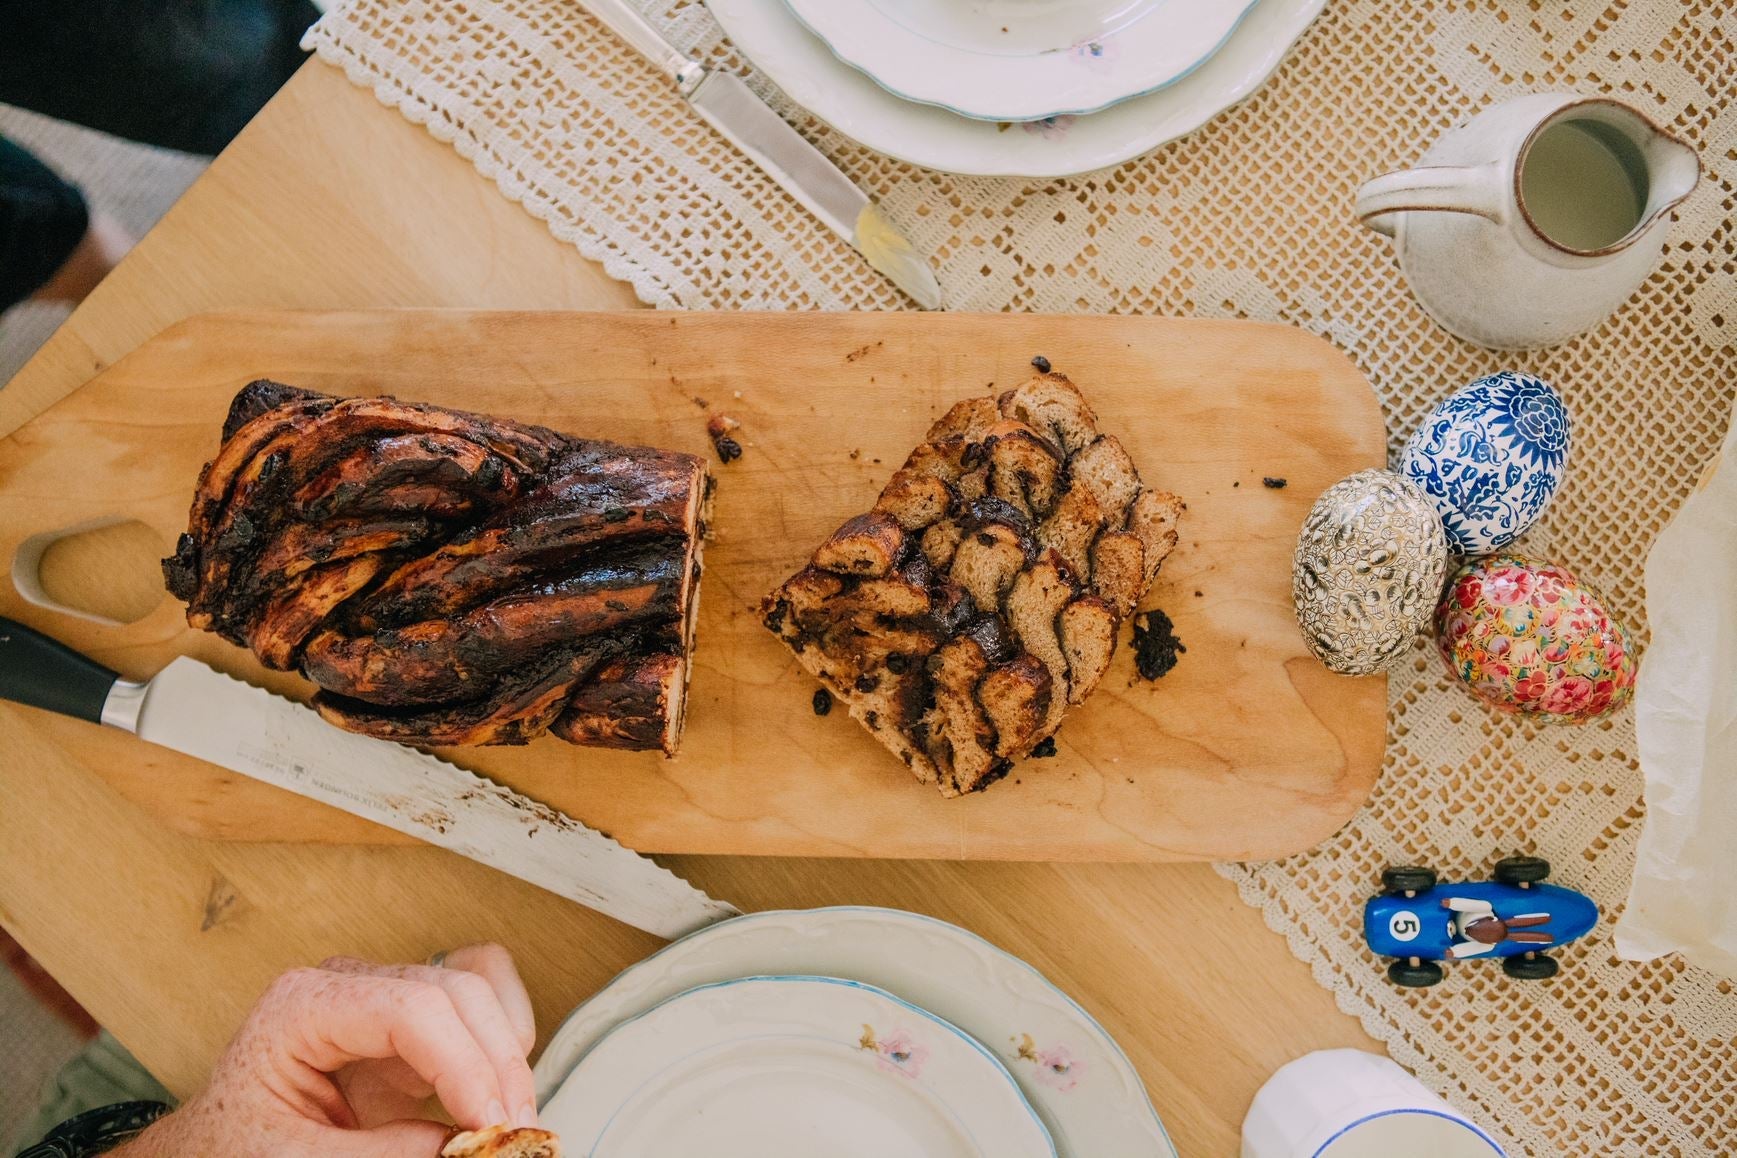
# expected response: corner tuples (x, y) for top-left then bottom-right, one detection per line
(442, 1125), (563, 1158)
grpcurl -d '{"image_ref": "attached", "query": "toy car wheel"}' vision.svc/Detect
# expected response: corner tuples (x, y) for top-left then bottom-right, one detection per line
(1493, 856), (1551, 885)
(1387, 958), (1444, 987)
(1381, 866), (1438, 895)
(1503, 953), (1560, 981)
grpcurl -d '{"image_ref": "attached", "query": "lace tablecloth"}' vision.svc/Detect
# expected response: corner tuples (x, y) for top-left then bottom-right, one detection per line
(305, 2), (1737, 1152)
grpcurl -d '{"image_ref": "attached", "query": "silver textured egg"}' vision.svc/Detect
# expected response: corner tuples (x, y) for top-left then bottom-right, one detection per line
(1293, 469), (1449, 676)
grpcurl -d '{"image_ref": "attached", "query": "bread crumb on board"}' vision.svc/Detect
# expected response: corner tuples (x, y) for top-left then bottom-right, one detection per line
(707, 413), (742, 463)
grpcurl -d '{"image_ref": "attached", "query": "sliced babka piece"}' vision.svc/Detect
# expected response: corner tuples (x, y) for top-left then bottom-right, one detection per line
(763, 372), (1184, 796)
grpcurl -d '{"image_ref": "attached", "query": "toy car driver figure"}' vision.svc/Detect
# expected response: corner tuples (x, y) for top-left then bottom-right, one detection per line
(1440, 897), (1554, 959)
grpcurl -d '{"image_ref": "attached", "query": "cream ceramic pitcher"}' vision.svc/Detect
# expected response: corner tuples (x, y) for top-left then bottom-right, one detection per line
(1356, 94), (1699, 349)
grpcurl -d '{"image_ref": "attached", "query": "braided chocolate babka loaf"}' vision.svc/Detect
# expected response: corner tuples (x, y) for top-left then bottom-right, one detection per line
(164, 380), (707, 752)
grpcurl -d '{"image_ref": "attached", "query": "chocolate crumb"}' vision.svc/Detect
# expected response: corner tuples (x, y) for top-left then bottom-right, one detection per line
(854, 674), (880, 693)
(812, 688), (833, 716)
(849, 449), (861, 460)
(1193, 590), (1203, 597)
(707, 414), (743, 463)
(1232, 480), (1240, 488)
(1029, 736), (1058, 758)
(1030, 355), (1052, 373)
(1132, 609), (1186, 681)
(865, 710), (879, 728)
(1262, 476), (1288, 489)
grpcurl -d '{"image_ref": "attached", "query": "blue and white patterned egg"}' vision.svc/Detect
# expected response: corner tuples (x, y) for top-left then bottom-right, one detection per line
(1399, 371), (1569, 555)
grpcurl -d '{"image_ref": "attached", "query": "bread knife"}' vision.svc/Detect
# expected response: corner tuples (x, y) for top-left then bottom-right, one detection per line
(0, 616), (739, 940)
(577, 0), (941, 309)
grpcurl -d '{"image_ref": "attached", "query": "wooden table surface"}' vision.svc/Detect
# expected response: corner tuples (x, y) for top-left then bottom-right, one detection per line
(0, 62), (1381, 1155)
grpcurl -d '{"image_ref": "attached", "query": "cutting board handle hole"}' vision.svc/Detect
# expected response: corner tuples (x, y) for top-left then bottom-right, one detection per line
(12, 517), (168, 626)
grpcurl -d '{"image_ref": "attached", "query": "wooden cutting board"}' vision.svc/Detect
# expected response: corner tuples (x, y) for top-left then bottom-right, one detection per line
(0, 310), (1387, 861)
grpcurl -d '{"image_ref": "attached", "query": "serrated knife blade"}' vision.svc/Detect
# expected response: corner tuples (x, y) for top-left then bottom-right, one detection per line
(0, 618), (738, 940)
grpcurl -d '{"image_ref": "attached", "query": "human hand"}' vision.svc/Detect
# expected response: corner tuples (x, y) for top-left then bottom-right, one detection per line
(112, 943), (539, 1157)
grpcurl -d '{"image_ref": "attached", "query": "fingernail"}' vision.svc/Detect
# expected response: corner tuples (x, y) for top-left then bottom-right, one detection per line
(484, 1100), (506, 1126)
(514, 1103), (539, 1128)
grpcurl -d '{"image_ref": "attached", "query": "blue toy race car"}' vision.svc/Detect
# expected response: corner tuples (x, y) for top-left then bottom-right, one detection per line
(1364, 857), (1598, 987)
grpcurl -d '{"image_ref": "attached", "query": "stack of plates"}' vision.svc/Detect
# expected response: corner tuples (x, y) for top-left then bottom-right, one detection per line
(533, 907), (1178, 1156)
(705, 0), (1328, 177)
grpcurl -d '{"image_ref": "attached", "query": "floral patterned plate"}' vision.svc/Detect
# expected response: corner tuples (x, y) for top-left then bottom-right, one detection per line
(538, 975), (1054, 1157)
(532, 907), (1177, 1157)
(782, 0), (1259, 123)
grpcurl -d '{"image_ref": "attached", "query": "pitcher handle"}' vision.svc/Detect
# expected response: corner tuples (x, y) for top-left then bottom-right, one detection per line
(1355, 164), (1507, 237)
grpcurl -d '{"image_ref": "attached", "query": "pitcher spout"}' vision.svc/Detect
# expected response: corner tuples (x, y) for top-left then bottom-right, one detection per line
(1644, 128), (1702, 217)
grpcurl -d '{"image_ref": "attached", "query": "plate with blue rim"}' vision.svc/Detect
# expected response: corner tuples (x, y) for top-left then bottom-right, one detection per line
(538, 974), (1054, 1157)
(533, 907), (1177, 1157)
(781, 0), (1260, 123)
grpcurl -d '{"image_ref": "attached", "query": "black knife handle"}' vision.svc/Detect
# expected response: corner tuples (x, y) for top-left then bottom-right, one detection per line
(0, 616), (119, 725)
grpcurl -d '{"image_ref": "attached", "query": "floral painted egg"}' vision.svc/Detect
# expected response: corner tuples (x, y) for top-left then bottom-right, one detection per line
(1435, 555), (1637, 723)
(1293, 469), (1449, 676)
(1400, 371), (1569, 554)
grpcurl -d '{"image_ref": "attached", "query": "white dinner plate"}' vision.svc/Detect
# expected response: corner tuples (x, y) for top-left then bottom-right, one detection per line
(782, 0), (1259, 123)
(539, 975), (1055, 1157)
(533, 907), (1178, 1157)
(705, 0), (1325, 177)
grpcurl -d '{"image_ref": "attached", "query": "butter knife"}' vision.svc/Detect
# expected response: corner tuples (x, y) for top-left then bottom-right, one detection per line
(580, 0), (941, 309)
(0, 617), (739, 940)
